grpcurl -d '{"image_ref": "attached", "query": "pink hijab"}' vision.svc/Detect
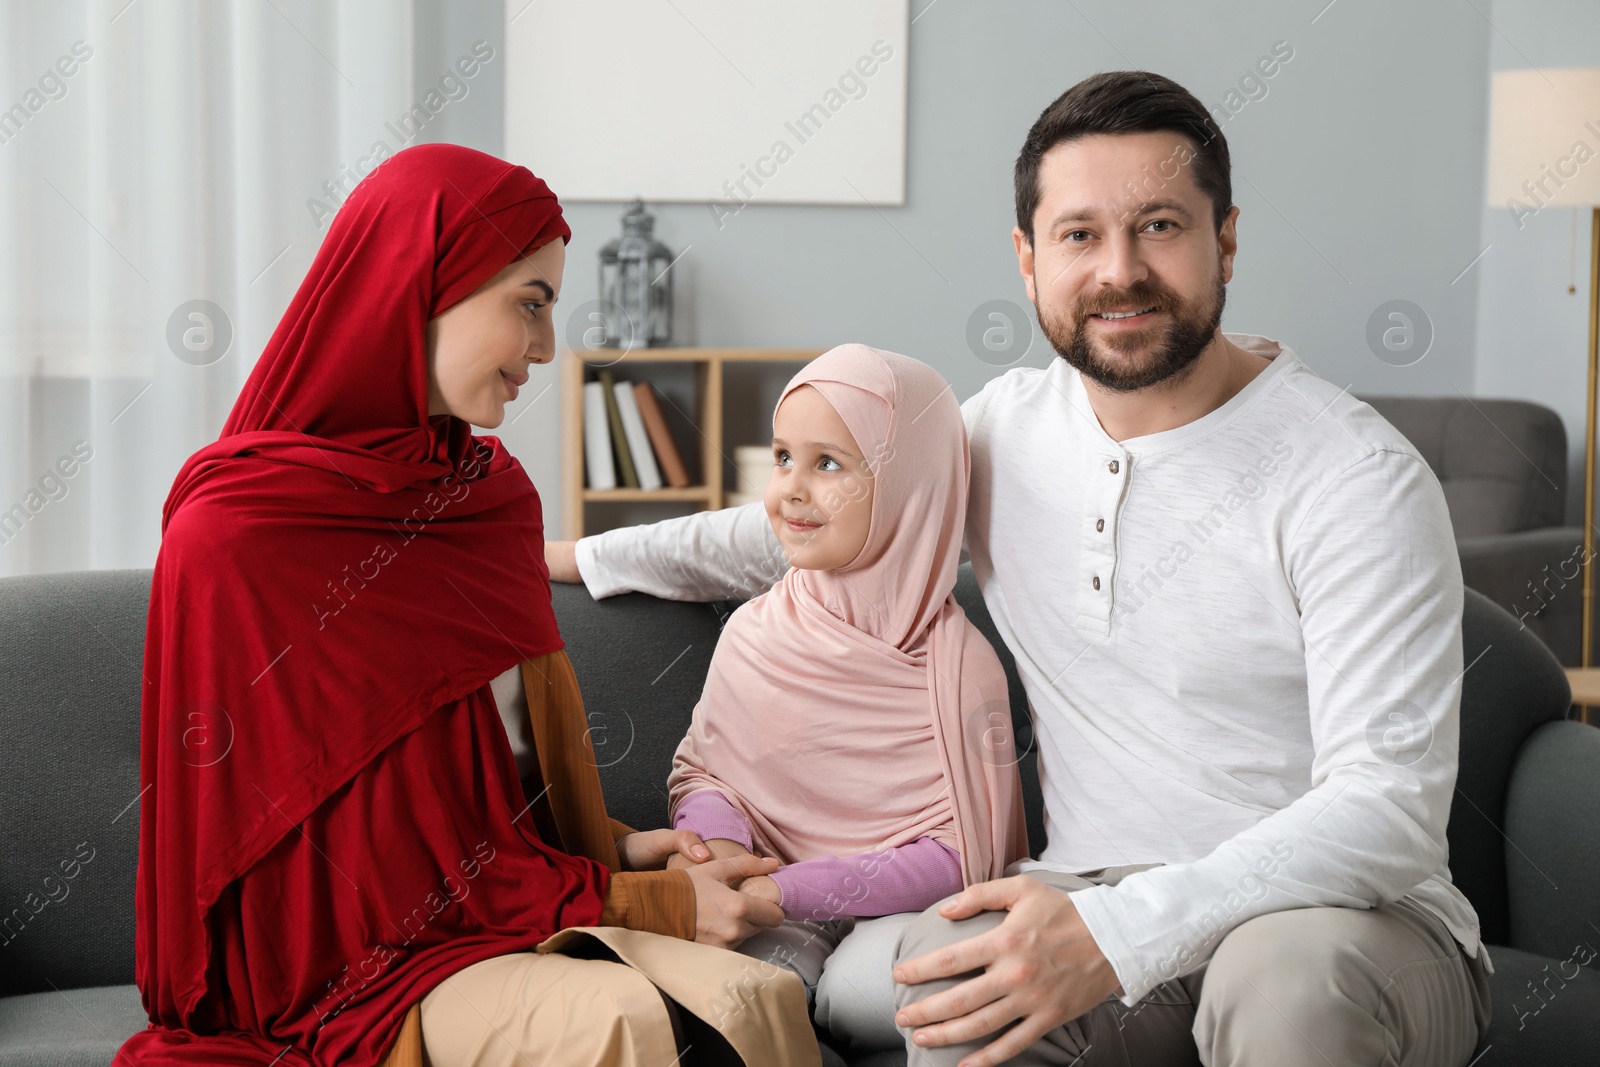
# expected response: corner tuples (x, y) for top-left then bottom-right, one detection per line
(668, 344), (1028, 886)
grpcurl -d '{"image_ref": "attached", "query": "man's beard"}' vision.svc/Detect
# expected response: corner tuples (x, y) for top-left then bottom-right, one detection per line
(1037, 268), (1227, 393)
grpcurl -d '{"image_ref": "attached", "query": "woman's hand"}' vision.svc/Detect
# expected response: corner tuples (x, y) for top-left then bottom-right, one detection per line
(687, 854), (785, 948)
(667, 837), (752, 872)
(545, 540), (581, 584)
(616, 828), (710, 872)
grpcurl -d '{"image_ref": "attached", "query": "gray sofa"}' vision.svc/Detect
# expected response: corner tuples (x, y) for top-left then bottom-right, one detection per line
(3, 566), (1599, 1065)
(1363, 396), (1587, 666)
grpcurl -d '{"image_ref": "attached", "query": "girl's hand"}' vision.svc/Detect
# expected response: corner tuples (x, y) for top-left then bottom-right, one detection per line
(687, 855), (784, 948)
(616, 828), (710, 872)
(545, 540), (581, 584)
(737, 874), (782, 907)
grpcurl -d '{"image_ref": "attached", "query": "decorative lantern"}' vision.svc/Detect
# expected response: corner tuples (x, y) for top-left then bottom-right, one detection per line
(597, 198), (674, 349)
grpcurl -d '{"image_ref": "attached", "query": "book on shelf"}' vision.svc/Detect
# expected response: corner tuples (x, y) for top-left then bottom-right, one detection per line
(612, 380), (662, 491)
(581, 381), (616, 491)
(581, 373), (697, 493)
(633, 382), (691, 488)
(596, 369), (638, 489)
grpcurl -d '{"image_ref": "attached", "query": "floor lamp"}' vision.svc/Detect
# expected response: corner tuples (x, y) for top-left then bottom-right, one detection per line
(1486, 69), (1600, 713)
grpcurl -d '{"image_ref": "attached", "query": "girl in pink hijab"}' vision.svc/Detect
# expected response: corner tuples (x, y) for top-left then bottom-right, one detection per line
(667, 344), (1028, 1037)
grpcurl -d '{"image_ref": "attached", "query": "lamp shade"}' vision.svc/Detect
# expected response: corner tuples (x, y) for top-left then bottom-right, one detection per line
(1486, 68), (1600, 210)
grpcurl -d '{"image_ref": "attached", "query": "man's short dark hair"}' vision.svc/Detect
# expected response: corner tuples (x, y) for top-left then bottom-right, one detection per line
(1015, 71), (1233, 242)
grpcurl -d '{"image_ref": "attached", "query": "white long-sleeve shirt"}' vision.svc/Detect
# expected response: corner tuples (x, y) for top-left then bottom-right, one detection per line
(575, 333), (1486, 1004)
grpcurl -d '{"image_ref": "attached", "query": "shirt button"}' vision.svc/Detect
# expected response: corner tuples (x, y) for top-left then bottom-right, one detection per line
(1108, 459), (1120, 474)
(1096, 518), (1105, 532)
(1092, 576), (1101, 590)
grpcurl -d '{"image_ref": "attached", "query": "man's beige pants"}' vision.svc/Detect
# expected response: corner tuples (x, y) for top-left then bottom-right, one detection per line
(892, 866), (1493, 1066)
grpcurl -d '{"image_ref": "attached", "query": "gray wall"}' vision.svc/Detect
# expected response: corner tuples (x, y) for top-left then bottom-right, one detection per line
(419, 0), (1498, 537)
(1474, 0), (1600, 525)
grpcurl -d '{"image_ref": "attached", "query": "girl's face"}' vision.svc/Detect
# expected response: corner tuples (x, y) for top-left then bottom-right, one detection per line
(425, 238), (565, 428)
(765, 385), (874, 571)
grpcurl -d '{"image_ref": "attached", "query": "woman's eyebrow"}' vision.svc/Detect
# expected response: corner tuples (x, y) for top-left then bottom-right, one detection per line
(519, 279), (555, 300)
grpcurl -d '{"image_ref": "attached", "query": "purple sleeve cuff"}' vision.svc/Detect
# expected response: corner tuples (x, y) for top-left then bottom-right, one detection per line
(770, 837), (964, 921)
(671, 790), (754, 851)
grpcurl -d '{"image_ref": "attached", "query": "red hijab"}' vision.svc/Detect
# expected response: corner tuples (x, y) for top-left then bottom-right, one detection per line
(120, 144), (606, 1065)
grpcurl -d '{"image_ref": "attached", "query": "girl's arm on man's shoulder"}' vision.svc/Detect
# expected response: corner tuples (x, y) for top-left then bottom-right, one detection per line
(550, 501), (788, 602)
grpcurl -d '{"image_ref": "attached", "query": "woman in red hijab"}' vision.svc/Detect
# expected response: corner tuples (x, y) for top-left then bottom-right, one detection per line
(116, 143), (817, 1067)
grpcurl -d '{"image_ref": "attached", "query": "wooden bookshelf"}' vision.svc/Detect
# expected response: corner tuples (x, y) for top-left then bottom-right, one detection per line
(561, 347), (823, 538)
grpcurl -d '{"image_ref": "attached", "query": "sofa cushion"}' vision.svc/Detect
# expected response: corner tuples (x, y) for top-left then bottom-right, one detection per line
(0, 983), (147, 1067)
(1504, 720), (1600, 964)
(552, 581), (732, 833)
(0, 569), (148, 997)
(1478, 945), (1600, 1061)
(1447, 589), (1572, 947)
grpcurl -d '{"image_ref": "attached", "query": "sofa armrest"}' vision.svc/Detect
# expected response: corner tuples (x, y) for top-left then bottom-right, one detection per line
(1503, 719), (1600, 966)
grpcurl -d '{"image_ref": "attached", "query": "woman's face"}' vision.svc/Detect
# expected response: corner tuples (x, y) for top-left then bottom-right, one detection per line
(425, 238), (565, 428)
(765, 384), (875, 571)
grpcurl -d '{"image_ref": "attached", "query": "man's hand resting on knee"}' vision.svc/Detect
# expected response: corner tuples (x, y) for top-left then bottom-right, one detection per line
(894, 876), (1122, 1067)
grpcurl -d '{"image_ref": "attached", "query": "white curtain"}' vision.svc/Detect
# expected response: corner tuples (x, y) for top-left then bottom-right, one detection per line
(0, 0), (418, 577)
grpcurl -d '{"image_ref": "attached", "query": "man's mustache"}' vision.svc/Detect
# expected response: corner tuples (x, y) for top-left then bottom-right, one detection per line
(1077, 287), (1177, 321)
